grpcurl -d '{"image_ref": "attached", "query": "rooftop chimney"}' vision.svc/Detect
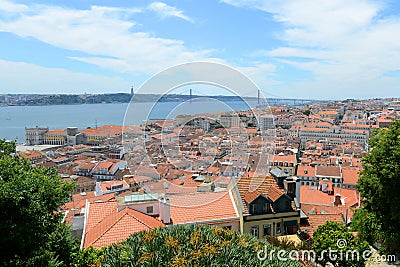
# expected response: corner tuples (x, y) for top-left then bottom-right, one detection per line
(159, 197), (165, 222)
(284, 178), (296, 199)
(163, 197), (170, 224)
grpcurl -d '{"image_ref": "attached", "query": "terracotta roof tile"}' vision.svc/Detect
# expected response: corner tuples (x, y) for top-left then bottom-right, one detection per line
(301, 214), (344, 237)
(99, 180), (129, 192)
(85, 201), (117, 234)
(236, 176), (284, 214)
(93, 162), (114, 172)
(61, 192), (115, 225)
(342, 168), (360, 185)
(244, 190), (261, 204)
(268, 185), (285, 202)
(84, 205), (165, 248)
(300, 186), (359, 208)
(269, 154), (297, 164)
(169, 191), (238, 224)
(316, 166), (341, 178)
(296, 165), (315, 177)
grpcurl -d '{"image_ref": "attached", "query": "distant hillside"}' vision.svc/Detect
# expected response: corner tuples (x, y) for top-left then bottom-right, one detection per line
(3, 93), (259, 106)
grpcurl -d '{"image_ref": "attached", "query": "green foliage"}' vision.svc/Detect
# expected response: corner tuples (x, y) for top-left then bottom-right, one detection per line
(357, 120), (400, 254)
(351, 208), (381, 245)
(101, 224), (302, 267)
(71, 246), (105, 267)
(312, 221), (369, 267)
(0, 139), (16, 156)
(0, 139), (105, 266)
(0, 139), (75, 265)
(266, 236), (312, 251)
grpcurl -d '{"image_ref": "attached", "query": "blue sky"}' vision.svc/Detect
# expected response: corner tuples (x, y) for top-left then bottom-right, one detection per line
(0, 0), (399, 99)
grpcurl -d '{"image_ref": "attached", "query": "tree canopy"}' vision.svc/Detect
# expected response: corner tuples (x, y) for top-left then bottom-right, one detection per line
(313, 221), (369, 267)
(0, 139), (76, 265)
(351, 208), (381, 247)
(357, 120), (400, 254)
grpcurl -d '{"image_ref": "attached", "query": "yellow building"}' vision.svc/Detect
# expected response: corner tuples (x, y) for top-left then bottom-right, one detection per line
(231, 176), (300, 239)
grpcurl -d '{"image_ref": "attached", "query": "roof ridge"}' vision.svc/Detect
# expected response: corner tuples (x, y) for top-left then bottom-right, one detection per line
(86, 207), (129, 247)
(125, 208), (155, 229)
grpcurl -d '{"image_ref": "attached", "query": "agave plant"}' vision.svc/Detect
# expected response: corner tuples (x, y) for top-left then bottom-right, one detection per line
(101, 224), (303, 267)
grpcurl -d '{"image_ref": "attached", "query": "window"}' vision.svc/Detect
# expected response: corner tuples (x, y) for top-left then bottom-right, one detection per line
(276, 223), (282, 234)
(251, 204), (257, 214)
(263, 202), (270, 213)
(146, 206), (153, 214)
(251, 226), (259, 238)
(263, 224), (271, 237)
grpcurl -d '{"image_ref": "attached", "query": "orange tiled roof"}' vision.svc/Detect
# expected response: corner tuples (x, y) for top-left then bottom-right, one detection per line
(61, 192), (115, 225)
(296, 165), (316, 177)
(79, 163), (95, 170)
(169, 191), (238, 224)
(268, 185), (285, 202)
(93, 161), (114, 172)
(85, 201), (119, 234)
(143, 179), (198, 194)
(342, 168), (360, 185)
(236, 176), (284, 214)
(316, 166), (341, 178)
(99, 180), (129, 192)
(22, 151), (43, 159)
(301, 203), (356, 220)
(301, 214), (344, 237)
(244, 190), (262, 204)
(84, 204), (165, 248)
(300, 186), (359, 208)
(79, 125), (123, 137)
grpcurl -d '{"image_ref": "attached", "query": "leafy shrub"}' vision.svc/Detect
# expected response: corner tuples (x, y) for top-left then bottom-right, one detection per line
(101, 224), (302, 267)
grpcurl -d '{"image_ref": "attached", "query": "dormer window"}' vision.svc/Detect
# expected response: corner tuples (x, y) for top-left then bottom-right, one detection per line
(251, 204), (257, 214)
(263, 202), (270, 213)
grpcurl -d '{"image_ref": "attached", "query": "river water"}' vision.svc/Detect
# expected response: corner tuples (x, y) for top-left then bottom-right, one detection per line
(0, 100), (261, 142)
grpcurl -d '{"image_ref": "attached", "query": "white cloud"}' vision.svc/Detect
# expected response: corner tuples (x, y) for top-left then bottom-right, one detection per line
(0, 59), (130, 93)
(70, 57), (134, 73)
(0, 0), (280, 95)
(0, 0), (28, 12)
(148, 2), (193, 23)
(0, 1), (205, 75)
(223, 0), (400, 99)
(236, 63), (280, 93)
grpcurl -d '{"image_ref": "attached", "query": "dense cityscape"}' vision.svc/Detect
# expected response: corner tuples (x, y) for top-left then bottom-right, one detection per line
(7, 97), (396, 265)
(1, 0), (400, 266)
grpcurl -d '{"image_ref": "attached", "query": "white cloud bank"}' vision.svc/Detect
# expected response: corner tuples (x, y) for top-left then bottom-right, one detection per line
(222, 0), (400, 99)
(0, 59), (130, 93)
(0, 0), (278, 94)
